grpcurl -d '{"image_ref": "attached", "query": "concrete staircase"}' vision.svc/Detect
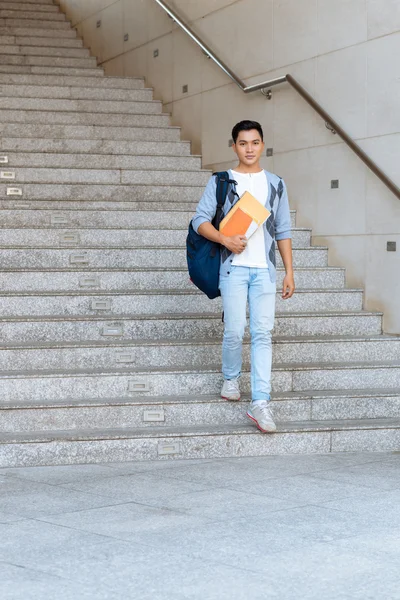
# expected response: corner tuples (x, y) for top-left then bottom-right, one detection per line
(1, 0), (400, 467)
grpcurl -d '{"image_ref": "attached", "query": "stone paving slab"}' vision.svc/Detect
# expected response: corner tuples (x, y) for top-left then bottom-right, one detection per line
(0, 452), (398, 599)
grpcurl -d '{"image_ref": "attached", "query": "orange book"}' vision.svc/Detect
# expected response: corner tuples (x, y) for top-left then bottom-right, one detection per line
(219, 191), (270, 238)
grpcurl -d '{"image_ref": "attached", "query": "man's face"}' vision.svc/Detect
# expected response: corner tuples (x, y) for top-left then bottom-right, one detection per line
(233, 129), (264, 166)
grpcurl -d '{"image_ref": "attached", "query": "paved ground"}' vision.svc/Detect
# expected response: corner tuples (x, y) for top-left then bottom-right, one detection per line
(0, 451), (399, 600)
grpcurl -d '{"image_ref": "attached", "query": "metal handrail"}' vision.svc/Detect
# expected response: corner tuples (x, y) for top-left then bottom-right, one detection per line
(154, 0), (400, 201)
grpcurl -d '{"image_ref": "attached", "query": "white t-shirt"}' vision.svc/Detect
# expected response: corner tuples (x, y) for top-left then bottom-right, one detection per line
(230, 169), (269, 269)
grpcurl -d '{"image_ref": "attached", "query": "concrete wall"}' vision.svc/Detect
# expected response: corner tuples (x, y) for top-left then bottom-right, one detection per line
(58, 0), (400, 333)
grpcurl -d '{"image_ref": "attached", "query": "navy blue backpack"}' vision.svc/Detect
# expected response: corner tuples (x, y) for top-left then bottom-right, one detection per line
(186, 171), (236, 300)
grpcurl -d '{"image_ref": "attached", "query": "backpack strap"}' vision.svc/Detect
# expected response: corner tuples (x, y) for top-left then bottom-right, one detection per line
(212, 171), (237, 229)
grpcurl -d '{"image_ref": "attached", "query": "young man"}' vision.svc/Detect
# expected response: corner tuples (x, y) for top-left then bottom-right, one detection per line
(192, 120), (295, 433)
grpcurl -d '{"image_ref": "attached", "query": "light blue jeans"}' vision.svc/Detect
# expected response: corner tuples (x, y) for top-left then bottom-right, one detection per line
(219, 266), (276, 401)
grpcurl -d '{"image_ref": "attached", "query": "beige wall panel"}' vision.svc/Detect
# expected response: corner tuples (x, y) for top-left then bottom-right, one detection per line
(122, 0), (148, 52)
(99, 1), (124, 63)
(359, 134), (400, 234)
(201, 54), (231, 93)
(146, 34), (173, 103)
(273, 0), (318, 69)
(169, 0), (238, 22)
(272, 59), (317, 153)
(81, 14), (103, 62)
(312, 144), (367, 236)
(367, 33), (400, 137)
(172, 29), (203, 101)
(367, 0), (400, 39)
(274, 148), (317, 228)
(124, 45), (148, 79)
(195, 0), (273, 80)
(148, 0), (174, 39)
(170, 94), (202, 156)
(317, 0), (367, 55)
(103, 53), (124, 76)
(315, 44), (367, 144)
(364, 235), (400, 333)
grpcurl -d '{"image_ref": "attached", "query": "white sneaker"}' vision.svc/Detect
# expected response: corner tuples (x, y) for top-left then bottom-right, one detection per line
(247, 401), (277, 433)
(221, 378), (240, 401)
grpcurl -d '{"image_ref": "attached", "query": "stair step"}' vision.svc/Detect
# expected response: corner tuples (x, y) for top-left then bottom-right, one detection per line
(0, 64), (103, 76)
(1, 97), (162, 114)
(0, 246), (327, 269)
(0, 35), (83, 48)
(1, 361), (400, 403)
(0, 55), (97, 68)
(0, 18), (70, 30)
(0, 310), (382, 342)
(0, 266), (338, 292)
(0, 2), (59, 10)
(0, 73), (145, 88)
(1, 109), (171, 127)
(0, 84), (153, 101)
(0, 138), (190, 156)
(0, 123), (180, 141)
(0, 45), (90, 58)
(8, 168), (211, 185)
(0, 26), (77, 38)
(3, 0), (56, 5)
(6, 153), (200, 171)
(0, 207), (296, 228)
(1, 417), (400, 467)
(2, 388), (400, 432)
(0, 288), (362, 317)
(0, 8), (65, 20)
(0, 227), (310, 248)
(0, 335), (396, 372)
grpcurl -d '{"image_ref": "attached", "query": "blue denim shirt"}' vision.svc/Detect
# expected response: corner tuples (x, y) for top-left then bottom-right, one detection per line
(192, 169), (292, 283)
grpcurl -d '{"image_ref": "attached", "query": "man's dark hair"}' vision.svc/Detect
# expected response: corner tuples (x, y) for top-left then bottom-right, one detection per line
(232, 120), (264, 144)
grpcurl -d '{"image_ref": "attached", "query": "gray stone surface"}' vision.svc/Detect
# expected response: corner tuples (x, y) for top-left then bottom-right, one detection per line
(0, 64), (103, 76)
(0, 54), (96, 68)
(0, 266), (343, 292)
(0, 122), (180, 141)
(0, 335), (397, 372)
(0, 44), (89, 58)
(2, 108), (170, 126)
(1, 453), (398, 600)
(0, 82), (152, 100)
(1, 96), (161, 114)
(0, 226), (308, 247)
(0, 72), (144, 88)
(0, 246), (326, 269)
(0, 26), (77, 39)
(0, 18), (70, 30)
(0, 311), (382, 344)
(7, 152), (200, 170)
(13, 35), (84, 48)
(0, 288), (361, 316)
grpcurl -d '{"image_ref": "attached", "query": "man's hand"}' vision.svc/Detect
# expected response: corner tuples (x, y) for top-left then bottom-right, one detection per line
(221, 234), (247, 254)
(282, 272), (295, 299)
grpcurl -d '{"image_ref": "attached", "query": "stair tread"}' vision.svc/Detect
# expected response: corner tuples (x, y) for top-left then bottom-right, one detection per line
(2, 388), (400, 410)
(0, 287), (362, 296)
(2, 417), (400, 444)
(0, 309), (383, 322)
(1, 360), (400, 379)
(0, 334), (396, 351)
